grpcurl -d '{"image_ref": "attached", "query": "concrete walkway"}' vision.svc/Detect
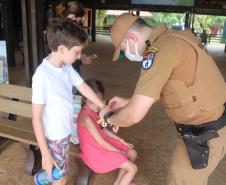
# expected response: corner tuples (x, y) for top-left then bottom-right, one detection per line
(0, 36), (226, 185)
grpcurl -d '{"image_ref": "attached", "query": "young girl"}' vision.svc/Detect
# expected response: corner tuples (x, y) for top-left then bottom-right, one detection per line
(77, 79), (137, 185)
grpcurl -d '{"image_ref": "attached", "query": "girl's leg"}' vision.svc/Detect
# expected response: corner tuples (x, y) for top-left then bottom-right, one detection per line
(114, 149), (137, 185)
(127, 149), (137, 162)
(114, 169), (127, 185)
(52, 176), (67, 185)
(116, 161), (137, 185)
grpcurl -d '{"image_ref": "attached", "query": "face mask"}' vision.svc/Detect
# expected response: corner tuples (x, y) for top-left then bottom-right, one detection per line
(125, 40), (143, 62)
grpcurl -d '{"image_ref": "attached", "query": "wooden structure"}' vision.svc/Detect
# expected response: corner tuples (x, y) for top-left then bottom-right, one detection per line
(0, 84), (94, 185)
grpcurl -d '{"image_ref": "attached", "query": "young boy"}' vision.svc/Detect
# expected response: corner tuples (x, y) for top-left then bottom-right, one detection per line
(32, 18), (105, 185)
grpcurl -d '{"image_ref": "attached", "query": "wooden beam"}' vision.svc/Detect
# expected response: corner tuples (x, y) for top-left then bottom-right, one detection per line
(91, 4), (96, 42)
(35, 0), (46, 65)
(30, 0), (38, 71)
(1, 0), (15, 66)
(21, 0), (31, 85)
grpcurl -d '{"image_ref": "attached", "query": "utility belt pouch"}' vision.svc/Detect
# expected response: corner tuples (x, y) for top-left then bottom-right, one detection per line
(178, 104), (226, 169)
(181, 128), (219, 169)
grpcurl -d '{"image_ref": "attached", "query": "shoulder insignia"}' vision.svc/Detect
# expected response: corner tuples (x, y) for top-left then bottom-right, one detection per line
(142, 47), (159, 70)
(147, 47), (159, 53)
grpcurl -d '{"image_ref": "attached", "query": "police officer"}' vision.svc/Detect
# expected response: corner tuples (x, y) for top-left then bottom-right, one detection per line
(100, 13), (226, 185)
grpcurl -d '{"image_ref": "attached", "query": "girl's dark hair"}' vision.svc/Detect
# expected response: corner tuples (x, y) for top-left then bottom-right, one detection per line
(55, 1), (85, 18)
(46, 18), (88, 51)
(85, 79), (105, 96)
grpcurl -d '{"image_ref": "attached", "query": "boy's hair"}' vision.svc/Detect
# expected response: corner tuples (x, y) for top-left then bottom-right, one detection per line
(46, 18), (88, 51)
(85, 79), (105, 96)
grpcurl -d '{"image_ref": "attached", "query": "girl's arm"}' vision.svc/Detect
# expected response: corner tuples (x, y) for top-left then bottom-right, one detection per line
(103, 128), (121, 140)
(76, 82), (105, 109)
(32, 104), (57, 175)
(103, 128), (133, 149)
(79, 114), (121, 153)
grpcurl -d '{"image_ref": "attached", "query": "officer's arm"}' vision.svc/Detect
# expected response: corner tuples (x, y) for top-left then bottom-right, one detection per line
(107, 94), (155, 127)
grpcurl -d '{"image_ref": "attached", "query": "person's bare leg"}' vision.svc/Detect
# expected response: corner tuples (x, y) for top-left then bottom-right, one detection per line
(114, 169), (127, 185)
(114, 149), (137, 185)
(117, 161), (137, 185)
(127, 149), (137, 162)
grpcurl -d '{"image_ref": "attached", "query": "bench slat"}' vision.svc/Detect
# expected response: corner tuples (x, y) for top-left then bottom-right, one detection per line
(0, 125), (37, 146)
(0, 84), (31, 102)
(0, 98), (32, 118)
(0, 117), (33, 133)
(0, 118), (79, 157)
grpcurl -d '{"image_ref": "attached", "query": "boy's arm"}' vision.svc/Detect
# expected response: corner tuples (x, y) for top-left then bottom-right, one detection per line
(80, 114), (121, 153)
(32, 104), (56, 175)
(76, 82), (105, 109)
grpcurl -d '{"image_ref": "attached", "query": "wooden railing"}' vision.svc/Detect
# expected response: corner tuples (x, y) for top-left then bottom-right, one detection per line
(196, 33), (223, 44)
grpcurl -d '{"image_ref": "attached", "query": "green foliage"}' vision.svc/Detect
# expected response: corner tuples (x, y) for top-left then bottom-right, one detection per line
(145, 12), (184, 27)
(96, 10), (107, 27)
(98, 10), (225, 35)
(194, 15), (226, 33)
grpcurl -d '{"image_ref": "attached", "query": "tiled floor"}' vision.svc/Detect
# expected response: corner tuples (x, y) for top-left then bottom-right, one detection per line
(1, 36), (226, 185)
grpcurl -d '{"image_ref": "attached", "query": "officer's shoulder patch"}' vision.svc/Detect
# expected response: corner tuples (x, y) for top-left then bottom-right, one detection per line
(142, 47), (159, 70)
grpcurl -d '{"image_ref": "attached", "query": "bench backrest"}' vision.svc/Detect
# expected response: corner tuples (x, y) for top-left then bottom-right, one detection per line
(0, 84), (32, 118)
(0, 84), (79, 156)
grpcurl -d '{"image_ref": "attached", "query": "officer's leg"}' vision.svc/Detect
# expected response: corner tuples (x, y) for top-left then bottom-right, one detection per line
(168, 126), (226, 185)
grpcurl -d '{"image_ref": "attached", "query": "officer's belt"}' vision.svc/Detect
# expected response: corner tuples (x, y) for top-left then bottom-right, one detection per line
(176, 104), (226, 137)
(175, 104), (226, 169)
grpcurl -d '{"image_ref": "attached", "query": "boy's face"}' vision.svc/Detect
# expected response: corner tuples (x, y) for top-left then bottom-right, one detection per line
(61, 45), (83, 65)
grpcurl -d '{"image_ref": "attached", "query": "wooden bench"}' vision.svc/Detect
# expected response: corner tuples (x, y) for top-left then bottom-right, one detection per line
(0, 84), (94, 185)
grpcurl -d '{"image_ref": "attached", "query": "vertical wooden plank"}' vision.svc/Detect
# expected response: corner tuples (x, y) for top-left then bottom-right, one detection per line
(87, 10), (92, 36)
(91, 3), (96, 42)
(21, 0), (31, 85)
(30, 0), (38, 71)
(2, 0), (15, 66)
(184, 12), (191, 29)
(35, 0), (46, 65)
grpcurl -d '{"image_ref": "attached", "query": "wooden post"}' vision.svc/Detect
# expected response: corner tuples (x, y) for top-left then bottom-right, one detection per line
(1, 0), (15, 66)
(21, 0), (44, 85)
(87, 10), (92, 36)
(184, 12), (190, 29)
(191, 13), (195, 29)
(35, 0), (46, 65)
(21, 0), (31, 85)
(30, 0), (38, 71)
(91, 4), (96, 42)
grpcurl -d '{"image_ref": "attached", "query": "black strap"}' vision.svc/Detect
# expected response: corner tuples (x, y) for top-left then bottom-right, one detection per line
(145, 40), (151, 48)
(176, 104), (226, 134)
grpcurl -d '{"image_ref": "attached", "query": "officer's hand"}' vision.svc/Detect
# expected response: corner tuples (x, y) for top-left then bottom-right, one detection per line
(112, 125), (119, 133)
(99, 105), (112, 120)
(108, 96), (130, 110)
